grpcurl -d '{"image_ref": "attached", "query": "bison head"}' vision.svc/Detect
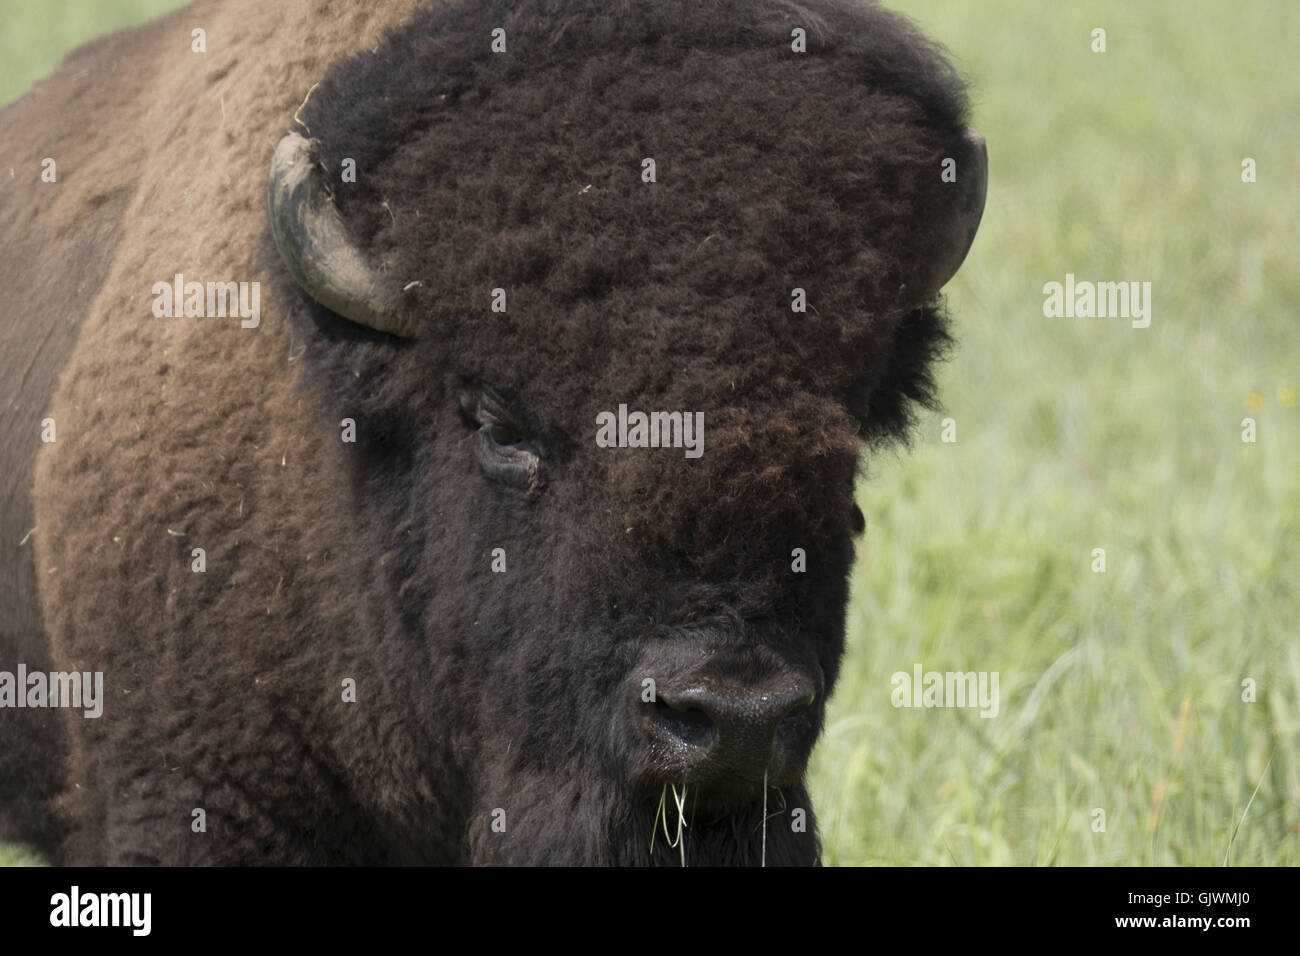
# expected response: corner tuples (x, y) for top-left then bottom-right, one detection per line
(266, 0), (984, 865)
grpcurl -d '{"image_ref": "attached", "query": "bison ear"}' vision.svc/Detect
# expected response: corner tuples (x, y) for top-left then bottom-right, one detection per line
(900, 129), (987, 307)
(267, 131), (421, 338)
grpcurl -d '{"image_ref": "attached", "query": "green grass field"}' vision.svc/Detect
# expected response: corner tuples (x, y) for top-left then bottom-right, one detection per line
(3, 0), (1297, 866)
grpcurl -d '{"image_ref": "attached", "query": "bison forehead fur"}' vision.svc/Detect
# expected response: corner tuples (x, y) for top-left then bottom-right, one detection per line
(0, 0), (982, 866)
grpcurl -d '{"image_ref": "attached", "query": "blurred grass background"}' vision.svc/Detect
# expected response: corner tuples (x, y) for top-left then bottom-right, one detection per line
(0, 0), (187, 107)
(815, 0), (1300, 865)
(2, 0), (1297, 866)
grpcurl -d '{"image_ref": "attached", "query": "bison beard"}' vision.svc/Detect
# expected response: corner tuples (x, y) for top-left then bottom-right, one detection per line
(474, 779), (818, 866)
(1, 0), (984, 865)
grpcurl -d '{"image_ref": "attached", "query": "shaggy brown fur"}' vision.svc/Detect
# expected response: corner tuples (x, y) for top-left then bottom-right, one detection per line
(0, 10), (182, 859)
(2, 0), (977, 865)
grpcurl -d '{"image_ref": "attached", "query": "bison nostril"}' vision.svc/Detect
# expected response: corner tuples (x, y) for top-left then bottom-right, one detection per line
(652, 698), (714, 749)
(632, 658), (821, 793)
(645, 682), (817, 778)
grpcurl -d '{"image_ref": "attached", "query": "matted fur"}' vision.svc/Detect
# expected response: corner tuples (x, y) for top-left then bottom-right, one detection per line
(1, 0), (973, 865)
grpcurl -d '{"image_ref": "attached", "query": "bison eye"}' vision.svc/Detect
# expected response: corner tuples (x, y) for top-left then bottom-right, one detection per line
(485, 422), (523, 447)
(460, 386), (542, 492)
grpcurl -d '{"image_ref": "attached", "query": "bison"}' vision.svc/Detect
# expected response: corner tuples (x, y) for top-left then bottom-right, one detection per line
(0, 0), (985, 865)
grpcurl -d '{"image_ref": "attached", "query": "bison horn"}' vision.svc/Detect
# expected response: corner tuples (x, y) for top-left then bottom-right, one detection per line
(906, 128), (988, 305)
(267, 131), (421, 338)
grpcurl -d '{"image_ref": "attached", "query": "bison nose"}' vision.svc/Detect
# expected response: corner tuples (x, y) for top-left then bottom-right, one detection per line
(643, 676), (818, 786)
